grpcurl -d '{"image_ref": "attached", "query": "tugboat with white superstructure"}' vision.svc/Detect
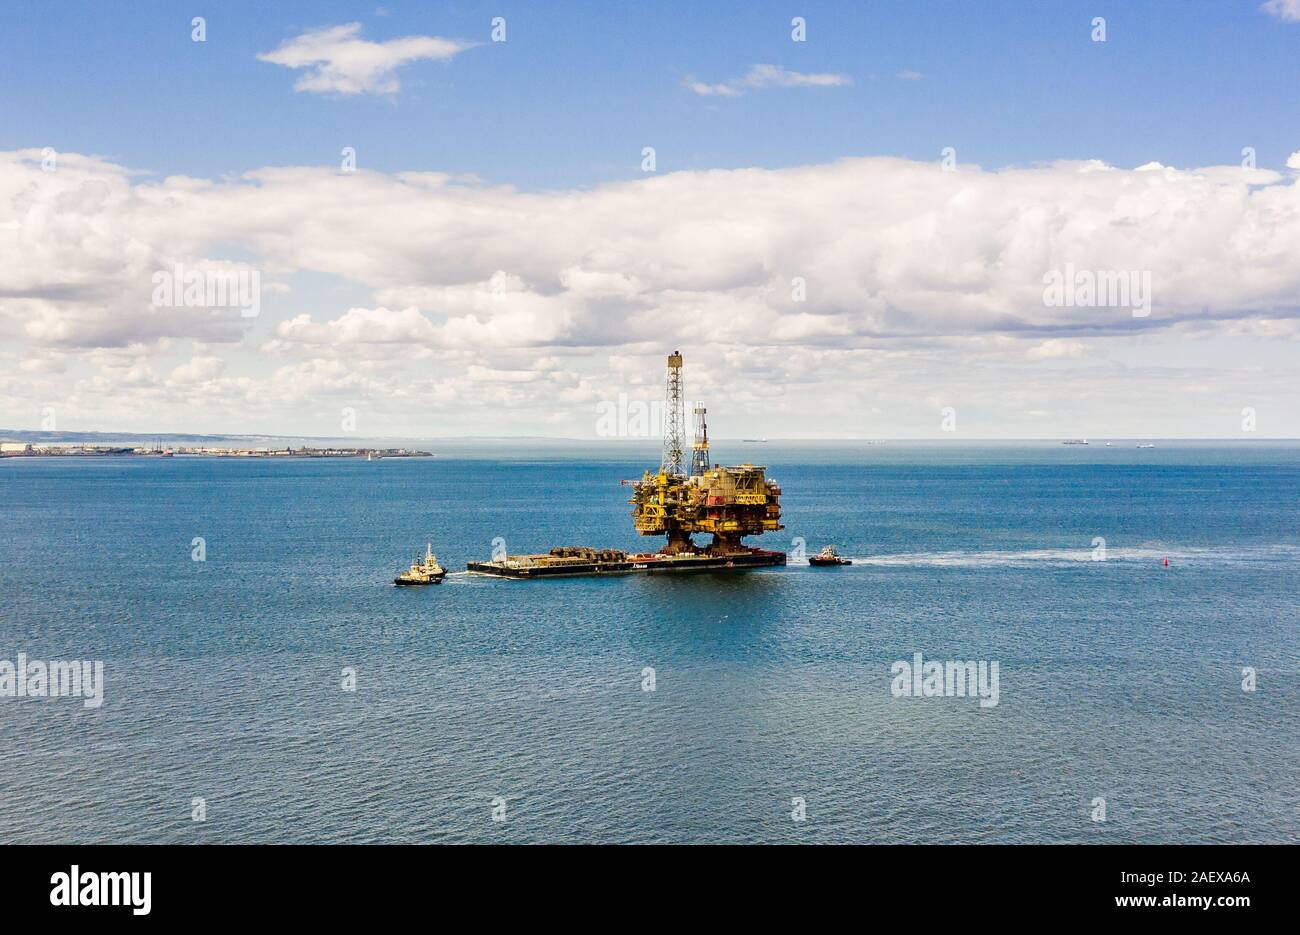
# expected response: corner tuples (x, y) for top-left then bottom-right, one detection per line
(394, 543), (446, 585)
(808, 545), (852, 567)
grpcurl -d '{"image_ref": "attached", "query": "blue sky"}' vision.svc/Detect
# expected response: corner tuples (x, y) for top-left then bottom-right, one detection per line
(5, 0), (1298, 187)
(1, 1), (1298, 438)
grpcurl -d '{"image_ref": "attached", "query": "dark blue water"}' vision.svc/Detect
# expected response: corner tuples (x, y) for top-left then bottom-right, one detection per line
(1, 443), (1297, 843)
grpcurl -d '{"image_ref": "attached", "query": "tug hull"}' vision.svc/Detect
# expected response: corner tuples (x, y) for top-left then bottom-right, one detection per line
(467, 548), (786, 579)
(393, 573), (444, 585)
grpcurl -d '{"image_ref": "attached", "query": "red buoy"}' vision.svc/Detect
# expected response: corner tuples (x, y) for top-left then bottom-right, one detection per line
(1163, 557), (1169, 567)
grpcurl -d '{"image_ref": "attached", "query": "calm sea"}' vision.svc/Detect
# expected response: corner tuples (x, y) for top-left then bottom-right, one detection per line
(1, 441), (1297, 843)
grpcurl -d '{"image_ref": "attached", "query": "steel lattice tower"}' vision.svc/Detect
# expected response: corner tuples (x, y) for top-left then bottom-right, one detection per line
(690, 404), (709, 477)
(660, 351), (685, 475)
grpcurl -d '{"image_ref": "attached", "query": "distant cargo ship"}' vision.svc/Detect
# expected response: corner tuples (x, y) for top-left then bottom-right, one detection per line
(1062, 439), (1089, 445)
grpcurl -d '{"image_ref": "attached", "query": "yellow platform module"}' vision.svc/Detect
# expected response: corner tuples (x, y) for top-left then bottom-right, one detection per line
(629, 464), (783, 554)
(626, 352), (783, 556)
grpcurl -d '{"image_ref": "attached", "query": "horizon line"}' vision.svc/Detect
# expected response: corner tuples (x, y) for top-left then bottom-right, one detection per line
(3, 430), (1298, 444)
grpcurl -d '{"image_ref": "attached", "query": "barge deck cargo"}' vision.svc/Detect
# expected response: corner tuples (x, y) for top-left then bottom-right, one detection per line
(467, 545), (786, 579)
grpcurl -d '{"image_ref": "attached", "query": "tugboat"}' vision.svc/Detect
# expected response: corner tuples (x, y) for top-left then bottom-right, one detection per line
(394, 543), (446, 586)
(808, 545), (852, 566)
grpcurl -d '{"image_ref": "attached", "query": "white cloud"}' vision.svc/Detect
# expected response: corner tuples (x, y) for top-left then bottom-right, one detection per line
(1025, 339), (1088, 360)
(896, 70), (923, 81)
(268, 358), (379, 396)
(270, 306), (438, 347)
(169, 355), (226, 384)
(1261, 0), (1300, 23)
(4, 147), (1300, 435)
(257, 22), (477, 95)
(1287, 150), (1300, 169)
(689, 64), (851, 97)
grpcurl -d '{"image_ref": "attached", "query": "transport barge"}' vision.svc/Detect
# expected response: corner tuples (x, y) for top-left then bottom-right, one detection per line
(467, 545), (786, 578)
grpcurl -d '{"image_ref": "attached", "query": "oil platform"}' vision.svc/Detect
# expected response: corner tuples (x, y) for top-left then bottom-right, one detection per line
(466, 352), (786, 578)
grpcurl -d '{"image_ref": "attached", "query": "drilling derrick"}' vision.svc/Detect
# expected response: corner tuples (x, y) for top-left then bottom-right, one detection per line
(660, 351), (685, 476)
(690, 405), (710, 477)
(630, 352), (783, 556)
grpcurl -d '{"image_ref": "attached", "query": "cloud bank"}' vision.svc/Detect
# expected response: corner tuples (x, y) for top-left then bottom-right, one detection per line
(2, 149), (1298, 435)
(5, 149), (1299, 352)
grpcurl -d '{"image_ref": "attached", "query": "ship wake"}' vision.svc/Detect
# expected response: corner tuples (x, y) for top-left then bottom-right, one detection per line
(799, 545), (1300, 568)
